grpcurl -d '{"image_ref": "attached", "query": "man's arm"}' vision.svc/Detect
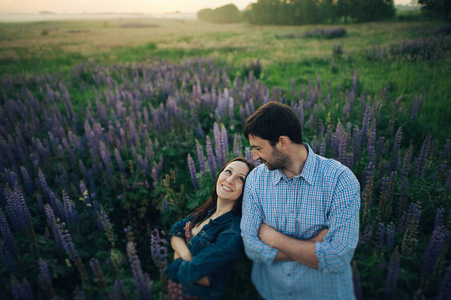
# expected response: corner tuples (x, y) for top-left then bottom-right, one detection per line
(260, 224), (329, 266)
(240, 181), (279, 264)
(314, 170), (360, 273)
(262, 170), (360, 272)
(259, 224), (318, 267)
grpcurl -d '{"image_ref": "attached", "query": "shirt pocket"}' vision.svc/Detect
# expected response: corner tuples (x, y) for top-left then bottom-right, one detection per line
(188, 231), (213, 255)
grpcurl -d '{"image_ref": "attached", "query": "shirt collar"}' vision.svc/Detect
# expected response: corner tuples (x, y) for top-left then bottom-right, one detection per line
(206, 207), (234, 224)
(270, 143), (316, 186)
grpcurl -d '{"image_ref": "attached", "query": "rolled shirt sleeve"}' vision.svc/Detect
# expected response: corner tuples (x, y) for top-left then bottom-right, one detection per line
(315, 170), (361, 274)
(241, 179), (279, 264)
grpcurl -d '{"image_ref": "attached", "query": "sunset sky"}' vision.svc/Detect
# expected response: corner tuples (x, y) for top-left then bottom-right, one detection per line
(0, 0), (414, 14)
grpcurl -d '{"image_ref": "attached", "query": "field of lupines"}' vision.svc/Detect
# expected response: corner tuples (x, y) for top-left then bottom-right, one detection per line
(1, 18), (451, 299)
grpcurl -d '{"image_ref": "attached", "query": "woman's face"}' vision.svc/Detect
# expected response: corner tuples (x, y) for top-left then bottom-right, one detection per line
(216, 161), (250, 202)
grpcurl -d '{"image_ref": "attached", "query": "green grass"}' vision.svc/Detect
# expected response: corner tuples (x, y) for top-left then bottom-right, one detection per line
(0, 17), (450, 140)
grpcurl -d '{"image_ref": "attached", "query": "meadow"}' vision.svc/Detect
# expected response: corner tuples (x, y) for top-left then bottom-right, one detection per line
(0, 15), (450, 299)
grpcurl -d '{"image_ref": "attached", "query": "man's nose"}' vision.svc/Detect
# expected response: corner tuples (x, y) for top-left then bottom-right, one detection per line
(252, 150), (259, 160)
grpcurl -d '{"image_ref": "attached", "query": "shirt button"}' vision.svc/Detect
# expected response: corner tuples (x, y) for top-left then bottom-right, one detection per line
(287, 273), (291, 277)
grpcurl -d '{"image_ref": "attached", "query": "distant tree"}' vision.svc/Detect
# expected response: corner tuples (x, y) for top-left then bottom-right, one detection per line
(419, 0), (451, 21)
(352, 0), (396, 22)
(197, 4), (240, 24)
(197, 8), (215, 23)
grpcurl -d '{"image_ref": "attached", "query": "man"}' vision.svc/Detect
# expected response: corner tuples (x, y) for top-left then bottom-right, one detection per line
(241, 101), (360, 299)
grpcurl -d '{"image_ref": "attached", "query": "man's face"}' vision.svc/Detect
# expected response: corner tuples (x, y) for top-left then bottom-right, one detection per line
(249, 135), (290, 171)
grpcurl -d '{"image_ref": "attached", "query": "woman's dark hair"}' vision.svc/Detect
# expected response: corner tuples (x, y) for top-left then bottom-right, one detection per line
(190, 157), (255, 227)
(243, 101), (303, 146)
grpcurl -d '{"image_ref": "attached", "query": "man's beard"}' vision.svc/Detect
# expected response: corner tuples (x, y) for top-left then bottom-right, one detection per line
(262, 147), (291, 171)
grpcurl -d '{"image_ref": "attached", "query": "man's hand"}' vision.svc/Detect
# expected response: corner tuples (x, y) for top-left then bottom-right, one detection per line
(258, 223), (328, 268)
(258, 223), (280, 247)
(311, 228), (328, 242)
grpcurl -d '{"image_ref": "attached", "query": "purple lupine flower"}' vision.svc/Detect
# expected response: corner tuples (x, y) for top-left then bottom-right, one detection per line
(352, 261), (362, 300)
(352, 125), (361, 165)
(397, 146), (413, 214)
(434, 207), (445, 231)
(99, 208), (115, 248)
(44, 204), (65, 251)
(79, 180), (92, 208)
(126, 241), (152, 300)
(361, 162), (375, 222)
(359, 104), (372, 152)
(375, 137), (386, 167)
(0, 207), (18, 258)
(317, 119), (325, 140)
(436, 264), (451, 300)
(90, 258), (107, 296)
(20, 166), (33, 195)
(213, 123), (225, 168)
(62, 191), (79, 231)
(195, 140), (207, 175)
(5, 169), (19, 189)
(378, 171), (397, 221)
(187, 154), (199, 190)
(206, 136), (217, 180)
(391, 127), (403, 171)
(0, 241), (15, 272)
(401, 202), (422, 256)
(109, 280), (129, 300)
(375, 223), (385, 254)
(386, 222), (395, 249)
(420, 226), (447, 284)
(79, 160), (88, 180)
(385, 247), (401, 300)
(228, 96), (234, 125)
(61, 224), (78, 260)
(10, 276), (34, 300)
(221, 124), (229, 163)
(38, 258), (55, 299)
(415, 133), (432, 179)
(360, 224), (373, 245)
(99, 141), (114, 181)
(114, 148), (126, 174)
(6, 185), (35, 244)
(150, 228), (168, 267)
(232, 134), (242, 158)
(74, 286), (85, 300)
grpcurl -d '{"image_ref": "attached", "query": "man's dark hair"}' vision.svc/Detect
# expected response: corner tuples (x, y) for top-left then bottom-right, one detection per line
(243, 101), (303, 145)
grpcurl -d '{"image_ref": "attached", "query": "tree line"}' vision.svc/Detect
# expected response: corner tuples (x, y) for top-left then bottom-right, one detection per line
(197, 0), (450, 25)
(198, 0), (396, 25)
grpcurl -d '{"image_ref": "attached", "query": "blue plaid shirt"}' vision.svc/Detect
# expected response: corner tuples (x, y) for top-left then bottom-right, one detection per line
(241, 144), (360, 300)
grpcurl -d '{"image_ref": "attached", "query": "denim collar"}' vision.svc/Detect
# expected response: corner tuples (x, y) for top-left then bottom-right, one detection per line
(270, 143), (316, 186)
(206, 207), (234, 224)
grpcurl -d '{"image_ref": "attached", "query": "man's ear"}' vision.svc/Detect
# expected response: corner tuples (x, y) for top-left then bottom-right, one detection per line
(278, 136), (291, 150)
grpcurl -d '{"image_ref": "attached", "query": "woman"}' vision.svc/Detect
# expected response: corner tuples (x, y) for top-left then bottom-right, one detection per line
(163, 157), (255, 300)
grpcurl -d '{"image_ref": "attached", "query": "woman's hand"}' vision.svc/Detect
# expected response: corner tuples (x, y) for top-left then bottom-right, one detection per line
(171, 236), (193, 261)
(174, 250), (210, 286)
(310, 228), (329, 242)
(197, 276), (210, 286)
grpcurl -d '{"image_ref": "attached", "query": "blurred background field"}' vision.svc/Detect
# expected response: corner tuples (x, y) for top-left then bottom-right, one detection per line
(1, 6), (451, 300)
(1, 15), (450, 138)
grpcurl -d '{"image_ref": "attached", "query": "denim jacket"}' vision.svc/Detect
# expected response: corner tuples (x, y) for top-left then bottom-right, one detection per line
(163, 208), (244, 300)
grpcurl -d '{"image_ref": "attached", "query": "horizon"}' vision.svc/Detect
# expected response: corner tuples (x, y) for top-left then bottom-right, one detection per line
(0, 0), (415, 15)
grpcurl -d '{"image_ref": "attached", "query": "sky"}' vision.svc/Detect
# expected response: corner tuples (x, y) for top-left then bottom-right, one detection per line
(0, 0), (413, 15)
